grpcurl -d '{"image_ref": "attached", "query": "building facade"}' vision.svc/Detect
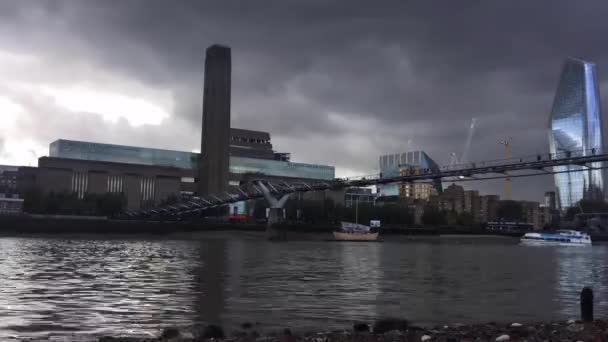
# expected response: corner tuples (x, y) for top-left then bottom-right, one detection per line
(41, 137), (335, 212)
(50, 140), (197, 169)
(200, 44), (232, 195)
(326, 187), (375, 208)
(379, 151), (441, 196)
(21, 157), (194, 210)
(549, 58), (605, 209)
(0, 198), (23, 215)
(398, 165), (438, 201)
(438, 183), (465, 214)
(480, 195), (500, 223)
(49, 139), (335, 183)
(0, 165), (19, 198)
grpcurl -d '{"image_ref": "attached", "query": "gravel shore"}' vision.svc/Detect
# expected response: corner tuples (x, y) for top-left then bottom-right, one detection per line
(97, 319), (608, 342)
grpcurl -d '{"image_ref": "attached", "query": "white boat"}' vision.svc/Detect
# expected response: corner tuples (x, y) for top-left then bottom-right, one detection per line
(520, 230), (592, 247)
(333, 222), (379, 241)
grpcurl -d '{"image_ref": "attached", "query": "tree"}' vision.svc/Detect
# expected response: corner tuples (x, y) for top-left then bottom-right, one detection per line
(422, 205), (447, 226)
(565, 199), (608, 220)
(457, 212), (475, 226)
(497, 200), (523, 221)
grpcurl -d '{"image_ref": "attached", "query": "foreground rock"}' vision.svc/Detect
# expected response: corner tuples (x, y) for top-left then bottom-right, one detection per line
(98, 320), (608, 342)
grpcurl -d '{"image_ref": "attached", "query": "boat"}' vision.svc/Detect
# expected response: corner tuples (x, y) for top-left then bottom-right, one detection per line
(520, 230), (592, 246)
(332, 222), (379, 241)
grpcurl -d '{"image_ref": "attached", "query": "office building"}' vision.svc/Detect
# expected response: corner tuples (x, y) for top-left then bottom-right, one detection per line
(378, 151), (441, 196)
(549, 58), (605, 209)
(200, 44), (232, 195)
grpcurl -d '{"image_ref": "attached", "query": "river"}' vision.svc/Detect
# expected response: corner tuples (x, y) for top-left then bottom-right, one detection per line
(0, 233), (607, 340)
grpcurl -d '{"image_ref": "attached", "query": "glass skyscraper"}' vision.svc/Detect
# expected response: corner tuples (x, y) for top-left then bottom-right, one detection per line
(549, 58), (605, 209)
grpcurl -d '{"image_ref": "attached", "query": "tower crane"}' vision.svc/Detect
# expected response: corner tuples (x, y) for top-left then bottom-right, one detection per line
(449, 118), (477, 166)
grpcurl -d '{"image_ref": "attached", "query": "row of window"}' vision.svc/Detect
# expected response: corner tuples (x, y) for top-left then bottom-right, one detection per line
(522, 237), (572, 242)
(345, 195), (374, 202)
(231, 136), (270, 144)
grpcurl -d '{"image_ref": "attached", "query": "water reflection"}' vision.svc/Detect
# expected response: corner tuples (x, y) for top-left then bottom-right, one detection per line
(555, 247), (608, 318)
(0, 236), (607, 340)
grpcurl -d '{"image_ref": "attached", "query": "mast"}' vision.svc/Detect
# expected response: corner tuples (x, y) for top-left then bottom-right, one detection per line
(355, 196), (359, 224)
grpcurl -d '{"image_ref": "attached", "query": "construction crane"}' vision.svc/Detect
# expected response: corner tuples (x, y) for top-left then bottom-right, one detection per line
(448, 116), (477, 181)
(449, 118), (477, 166)
(498, 137), (513, 200)
(461, 118), (477, 165)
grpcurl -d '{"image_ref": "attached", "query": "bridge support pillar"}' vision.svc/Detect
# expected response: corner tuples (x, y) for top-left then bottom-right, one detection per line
(266, 207), (287, 240)
(257, 182), (290, 240)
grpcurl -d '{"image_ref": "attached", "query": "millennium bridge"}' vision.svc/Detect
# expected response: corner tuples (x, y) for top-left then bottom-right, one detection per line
(123, 148), (608, 225)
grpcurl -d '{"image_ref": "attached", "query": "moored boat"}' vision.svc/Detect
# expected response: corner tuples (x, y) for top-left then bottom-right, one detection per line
(332, 222), (379, 241)
(520, 230), (592, 246)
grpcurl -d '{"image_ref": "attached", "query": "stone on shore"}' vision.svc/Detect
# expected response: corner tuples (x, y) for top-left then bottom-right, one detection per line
(96, 319), (608, 342)
(353, 322), (369, 333)
(161, 328), (181, 339)
(372, 318), (408, 334)
(202, 324), (225, 339)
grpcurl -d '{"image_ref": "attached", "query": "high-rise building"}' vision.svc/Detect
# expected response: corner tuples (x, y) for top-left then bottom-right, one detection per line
(438, 183), (465, 214)
(200, 44), (232, 195)
(480, 195), (500, 223)
(463, 190), (480, 220)
(544, 191), (557, 210)
(549, 58), (605, 209)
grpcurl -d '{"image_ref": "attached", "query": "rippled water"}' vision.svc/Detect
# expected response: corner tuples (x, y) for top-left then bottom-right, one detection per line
(1, 234), (607, 340)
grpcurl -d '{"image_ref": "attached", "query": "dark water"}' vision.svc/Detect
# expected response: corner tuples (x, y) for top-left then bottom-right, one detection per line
(1, 234), (608, 340)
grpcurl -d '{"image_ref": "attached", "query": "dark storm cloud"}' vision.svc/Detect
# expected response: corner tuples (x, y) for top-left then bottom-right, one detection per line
(2, 0), (608, 200)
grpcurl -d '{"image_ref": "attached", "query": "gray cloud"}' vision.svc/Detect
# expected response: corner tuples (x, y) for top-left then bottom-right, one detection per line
(2, 0), (608, 201)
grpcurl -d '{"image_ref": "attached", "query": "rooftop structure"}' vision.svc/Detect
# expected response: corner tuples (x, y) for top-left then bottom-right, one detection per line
(378, 150), (441, 196)
(49, 139), (334, 182)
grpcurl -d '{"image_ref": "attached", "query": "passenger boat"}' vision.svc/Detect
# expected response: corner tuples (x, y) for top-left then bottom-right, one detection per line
(520, 230), (592, 247)
(332, 222), (379, 241)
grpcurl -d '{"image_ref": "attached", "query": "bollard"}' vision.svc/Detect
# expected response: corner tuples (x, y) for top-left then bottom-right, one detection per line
(581, 287), (594, 322)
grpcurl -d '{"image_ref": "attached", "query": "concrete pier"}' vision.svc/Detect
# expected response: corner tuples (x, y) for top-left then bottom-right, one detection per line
(257, 181), (290, 240)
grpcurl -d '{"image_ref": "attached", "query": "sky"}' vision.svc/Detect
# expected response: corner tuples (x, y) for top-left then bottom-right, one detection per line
(1, 0), (608, 202)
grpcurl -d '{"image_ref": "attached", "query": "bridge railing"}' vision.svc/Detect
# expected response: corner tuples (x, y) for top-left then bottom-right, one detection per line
(438, 148), (602, 172)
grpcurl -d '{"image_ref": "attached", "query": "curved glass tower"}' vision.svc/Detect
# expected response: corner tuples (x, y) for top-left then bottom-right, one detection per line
(549, 58), (604, 209)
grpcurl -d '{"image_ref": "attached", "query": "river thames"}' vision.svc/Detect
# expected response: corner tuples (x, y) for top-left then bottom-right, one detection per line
(0, 234), (607, 340)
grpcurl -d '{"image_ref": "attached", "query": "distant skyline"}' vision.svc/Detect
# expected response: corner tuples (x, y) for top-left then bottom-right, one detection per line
(2, 1), (608, 202)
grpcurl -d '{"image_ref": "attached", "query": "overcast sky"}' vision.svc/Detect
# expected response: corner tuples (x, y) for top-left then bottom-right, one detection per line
(1, 1), (608, 201)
